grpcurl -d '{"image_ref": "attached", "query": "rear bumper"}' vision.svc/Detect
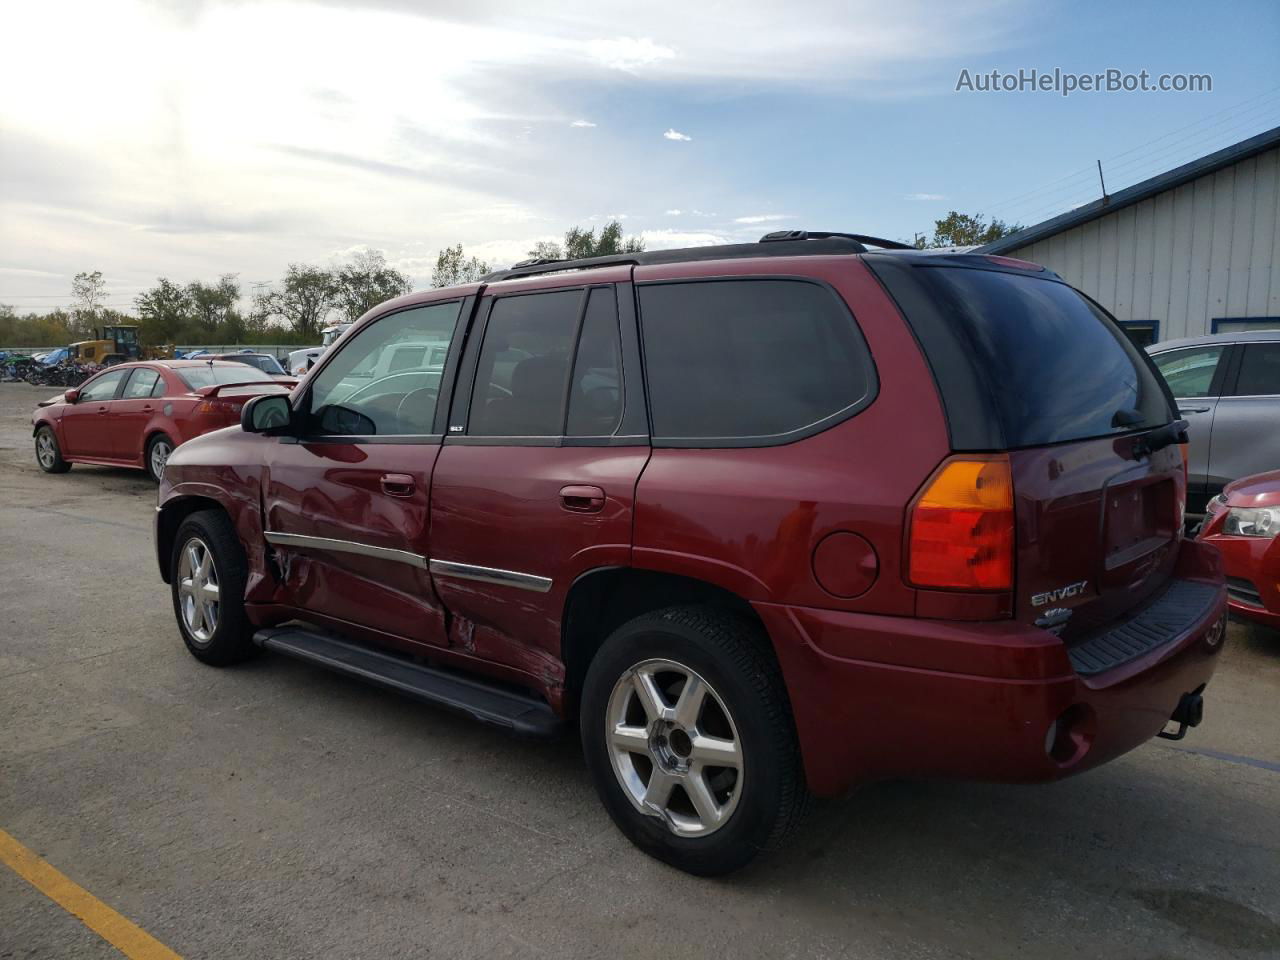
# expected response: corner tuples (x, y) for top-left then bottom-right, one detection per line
(756, 538), (1228, 797)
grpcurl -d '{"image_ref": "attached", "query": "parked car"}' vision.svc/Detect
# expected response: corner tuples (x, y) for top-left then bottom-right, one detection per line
(201, 352), (290, 378)
(1198, 469), (1280, 630)
(1148, 332), (1280, 513)
(32, 360), (295, 482)
(155, 232), (1227, 875)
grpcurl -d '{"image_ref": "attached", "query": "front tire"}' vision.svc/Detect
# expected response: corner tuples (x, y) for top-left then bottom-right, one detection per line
(146, 433), (174, 483)
(170, 510), (255, 666)
(34, 426), (71, 473)
(580, 606), (808, 876)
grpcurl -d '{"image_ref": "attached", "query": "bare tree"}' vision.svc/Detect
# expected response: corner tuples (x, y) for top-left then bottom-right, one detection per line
(334, 250), (412, 321)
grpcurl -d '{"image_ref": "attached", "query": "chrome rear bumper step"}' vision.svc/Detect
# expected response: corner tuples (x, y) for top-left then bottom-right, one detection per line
(253, 626), (562, 737)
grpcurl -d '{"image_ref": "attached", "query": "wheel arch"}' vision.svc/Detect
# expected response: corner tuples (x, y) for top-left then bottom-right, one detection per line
(156, 494), (226, 583)
(560, 567), (765, 718)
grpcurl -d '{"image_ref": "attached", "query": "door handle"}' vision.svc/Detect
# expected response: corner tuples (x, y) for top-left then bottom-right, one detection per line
(142, 405), (153, 411)
(380, 473), (416, 497)
(1179, 406), (1210, 415)
(560, 484), (605, 513)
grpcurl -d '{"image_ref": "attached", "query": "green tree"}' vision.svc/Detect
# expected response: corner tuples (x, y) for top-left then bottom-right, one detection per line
(921, 211), (1023, 248)
(334, 250), (412, 321)
(526, 240), (563, 261)
(431, 244), (492, 288)
(186, 274), (241, 334)
(256, 264), (338, 339)
(135, 278), (194, 345)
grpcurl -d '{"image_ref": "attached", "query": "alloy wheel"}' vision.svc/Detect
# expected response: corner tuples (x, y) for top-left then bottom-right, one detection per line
(36, 432), (56, 469)
(177, 537), (220, 643)
(606, 658), (743, 837)
(151, 440), (172, 480)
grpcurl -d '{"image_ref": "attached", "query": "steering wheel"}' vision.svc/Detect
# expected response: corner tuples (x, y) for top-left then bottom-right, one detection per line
(396, 387), (439, 433)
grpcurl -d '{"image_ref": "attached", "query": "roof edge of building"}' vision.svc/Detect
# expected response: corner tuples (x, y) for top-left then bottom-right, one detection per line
(979, 125), (1280, 254)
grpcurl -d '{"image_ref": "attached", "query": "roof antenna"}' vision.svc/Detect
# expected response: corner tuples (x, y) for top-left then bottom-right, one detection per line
(1097, 159), (1110, 204)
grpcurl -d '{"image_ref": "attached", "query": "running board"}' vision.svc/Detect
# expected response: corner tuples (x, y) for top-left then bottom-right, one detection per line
(253, 626), (562, 737)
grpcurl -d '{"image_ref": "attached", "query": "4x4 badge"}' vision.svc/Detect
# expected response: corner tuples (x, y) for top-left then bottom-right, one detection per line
(1031, 580), (1088, 607)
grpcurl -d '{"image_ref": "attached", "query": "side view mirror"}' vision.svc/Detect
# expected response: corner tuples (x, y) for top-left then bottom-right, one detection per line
(64, 388), (80, 403)
(241, 394), (293, 434)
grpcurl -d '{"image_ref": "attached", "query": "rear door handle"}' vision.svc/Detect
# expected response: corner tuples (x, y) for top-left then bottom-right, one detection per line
(380, 473), (416, 497)
(1179, 406), (1210, 415)
(560, 484), (606, 513)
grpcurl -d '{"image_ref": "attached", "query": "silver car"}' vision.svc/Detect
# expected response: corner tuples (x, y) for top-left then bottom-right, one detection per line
(1149, 331), (1280, 512)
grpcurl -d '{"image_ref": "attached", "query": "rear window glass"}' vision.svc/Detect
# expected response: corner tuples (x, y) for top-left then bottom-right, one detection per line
(906, 267), (1172, 447)
(176, 364), (275, 389)
(638, 280), (874, 441)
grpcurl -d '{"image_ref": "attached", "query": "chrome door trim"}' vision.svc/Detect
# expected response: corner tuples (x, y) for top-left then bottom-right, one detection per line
(428, 559), (553, 593)
(264, 531), (428, 569)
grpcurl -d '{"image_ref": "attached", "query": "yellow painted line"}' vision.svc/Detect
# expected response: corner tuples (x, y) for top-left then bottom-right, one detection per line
(0, 827), (182, 959)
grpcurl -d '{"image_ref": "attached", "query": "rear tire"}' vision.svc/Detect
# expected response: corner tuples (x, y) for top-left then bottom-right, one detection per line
(34, 426), (71, 473)
(146, 433), (174, 483)
(170, 510), (255, 666)
(580, 606), (808, 876)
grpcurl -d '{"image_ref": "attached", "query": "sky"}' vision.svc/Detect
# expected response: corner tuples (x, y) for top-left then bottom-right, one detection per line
(1, 0), (1278, 312)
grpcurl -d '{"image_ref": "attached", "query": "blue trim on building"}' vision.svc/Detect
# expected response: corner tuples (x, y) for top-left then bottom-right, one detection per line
(981, 126), (1280, 254)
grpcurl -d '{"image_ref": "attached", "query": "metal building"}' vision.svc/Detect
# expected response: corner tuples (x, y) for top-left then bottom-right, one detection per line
(982, 126), (1280, 346)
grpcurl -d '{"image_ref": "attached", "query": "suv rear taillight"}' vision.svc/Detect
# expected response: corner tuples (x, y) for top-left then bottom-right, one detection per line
(908, 455), (1014, 590)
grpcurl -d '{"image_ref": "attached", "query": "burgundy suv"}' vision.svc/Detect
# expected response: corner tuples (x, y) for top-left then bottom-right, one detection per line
(155, 232), (1227, 875)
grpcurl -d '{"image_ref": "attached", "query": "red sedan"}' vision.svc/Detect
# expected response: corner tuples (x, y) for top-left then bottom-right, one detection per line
(32, 360), (295, 482)
(1199, 469), (1280, 631)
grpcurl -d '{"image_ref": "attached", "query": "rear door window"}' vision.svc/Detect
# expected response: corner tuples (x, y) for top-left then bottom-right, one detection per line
(566, 287), (623, 437)
(1152, 346), (1226, 398)
(637, 279), (874, 442)
(122, 368), (161, 399)
(468, 291), (581, 437)
(1230, 342), (1280, 396)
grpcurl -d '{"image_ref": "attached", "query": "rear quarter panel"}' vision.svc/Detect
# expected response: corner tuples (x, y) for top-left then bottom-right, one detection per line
(631, 256), (951, 615)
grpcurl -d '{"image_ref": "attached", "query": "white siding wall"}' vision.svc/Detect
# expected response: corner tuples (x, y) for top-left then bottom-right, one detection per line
(1006, 145), (1280, 340)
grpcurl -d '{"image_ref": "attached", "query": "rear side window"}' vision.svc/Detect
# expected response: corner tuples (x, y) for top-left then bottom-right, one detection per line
(566, 288), (623, 437)
(1152, 346), (1225, 398)
(1231, 342), (1280, 396)
(122, 368), (160, 399)
(469, 291), (580, 437)
(874, 262), (1173, 448)
(638, 280), (874, 442)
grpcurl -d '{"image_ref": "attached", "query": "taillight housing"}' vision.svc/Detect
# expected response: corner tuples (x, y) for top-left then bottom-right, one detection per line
(908, 455), (1014, 590)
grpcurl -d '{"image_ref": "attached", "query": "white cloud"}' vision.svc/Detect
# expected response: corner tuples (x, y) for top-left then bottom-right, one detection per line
(640, 229), (733, 249)
(0, 0), (1029, 302)
(570, 119), (597, 127)
(905, 192), (945, 200)
(733, 214), (792, 224)
(587, 36), (676, 72)
(665, 209), (682, 215)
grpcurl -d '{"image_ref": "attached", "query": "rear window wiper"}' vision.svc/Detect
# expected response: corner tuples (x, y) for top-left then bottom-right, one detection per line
(1134, 419), (1189, 456)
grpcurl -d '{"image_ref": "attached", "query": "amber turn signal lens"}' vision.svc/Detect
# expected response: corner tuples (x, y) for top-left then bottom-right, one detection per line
(908, 456), (1014, 590)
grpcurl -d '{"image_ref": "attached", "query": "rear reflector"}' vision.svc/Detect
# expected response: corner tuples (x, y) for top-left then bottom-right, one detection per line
(908, 455), (1014, 590)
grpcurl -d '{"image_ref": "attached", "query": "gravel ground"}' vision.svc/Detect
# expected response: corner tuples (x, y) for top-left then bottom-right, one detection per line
(1, 381), (1277, 959)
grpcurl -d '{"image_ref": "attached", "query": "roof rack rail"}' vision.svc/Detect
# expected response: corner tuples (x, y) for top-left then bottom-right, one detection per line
(759, 230), (914, 250)
(478, 230), (892, 283)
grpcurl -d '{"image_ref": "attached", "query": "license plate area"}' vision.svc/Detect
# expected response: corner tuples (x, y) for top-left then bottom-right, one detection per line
(1102, 475), (1175, 573)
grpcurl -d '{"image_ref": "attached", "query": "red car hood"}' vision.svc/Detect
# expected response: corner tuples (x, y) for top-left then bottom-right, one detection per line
(1222, 470), (1280, 509)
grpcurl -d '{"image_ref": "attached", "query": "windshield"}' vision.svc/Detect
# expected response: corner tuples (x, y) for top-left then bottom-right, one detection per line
(176, 364), (275, 389)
